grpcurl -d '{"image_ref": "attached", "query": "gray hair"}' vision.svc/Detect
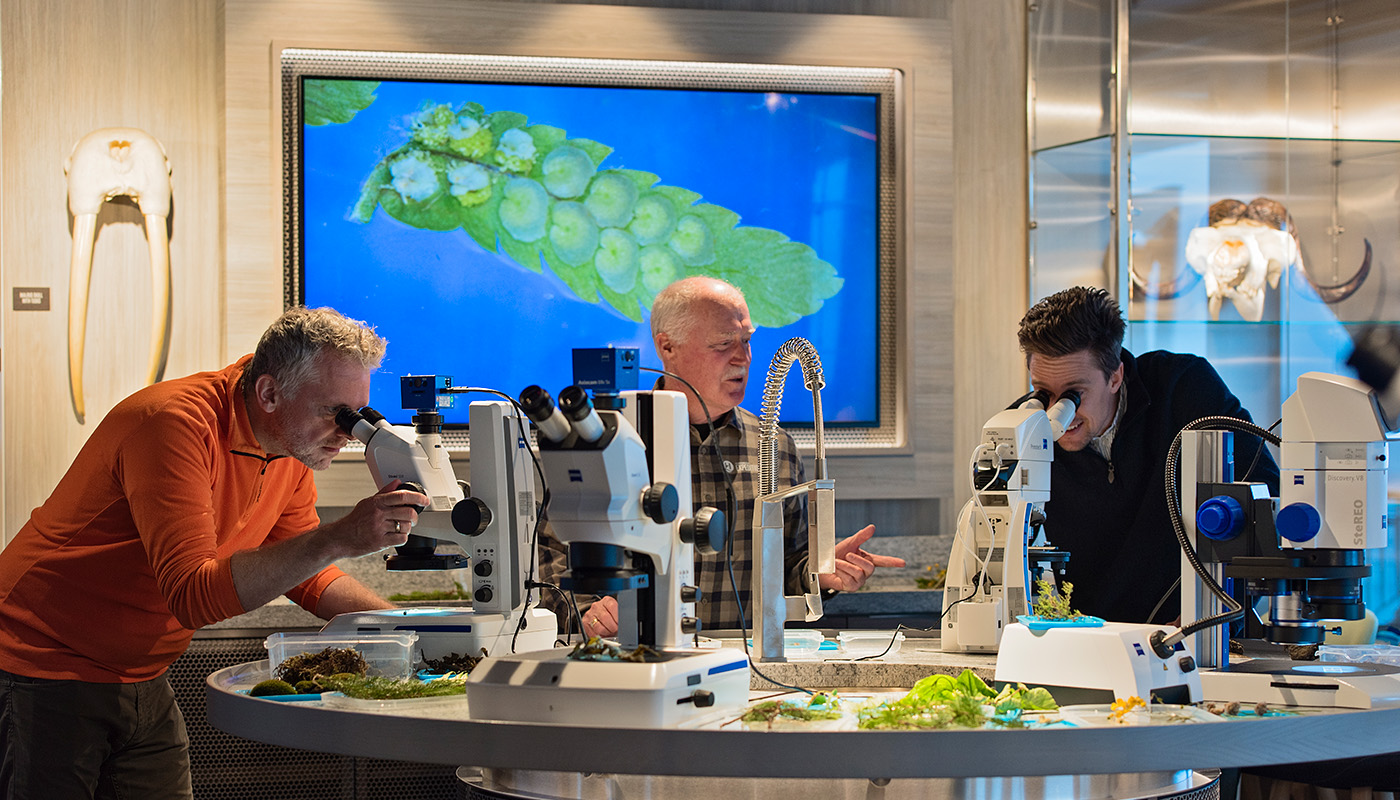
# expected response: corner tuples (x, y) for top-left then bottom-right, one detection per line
(242, 306), (387, 399)
(650, 276), (746, 346)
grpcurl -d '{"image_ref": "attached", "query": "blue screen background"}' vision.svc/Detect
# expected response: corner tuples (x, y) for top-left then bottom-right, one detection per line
(301, 78), (879, 426)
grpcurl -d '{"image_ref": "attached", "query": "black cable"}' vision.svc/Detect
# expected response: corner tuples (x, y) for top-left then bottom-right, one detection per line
(1165, 415), (1282, 639)
(1239, 417), (1281, 483)
(528, 578), (584, 644)
(1153, 415), (1277, 628)
(939, 588), (984, 623)
(640, 366), (814, 694)
(1144, 575), (1182, 626)
(452, 387), (553, 652)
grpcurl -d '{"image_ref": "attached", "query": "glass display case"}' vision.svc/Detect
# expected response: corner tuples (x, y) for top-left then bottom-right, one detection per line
(1029, 0), (1400, 625)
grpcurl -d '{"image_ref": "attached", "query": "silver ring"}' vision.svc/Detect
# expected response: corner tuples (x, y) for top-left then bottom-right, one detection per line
(393, 521), (401, 533)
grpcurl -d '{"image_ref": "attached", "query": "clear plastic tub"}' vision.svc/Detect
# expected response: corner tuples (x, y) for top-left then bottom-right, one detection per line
(264, 632), (418, 681)
(838, 630), (904, 658)
(320, 690), (468, 713)
(1318, 643), (1400, 667)
(746, 629), (825, 658)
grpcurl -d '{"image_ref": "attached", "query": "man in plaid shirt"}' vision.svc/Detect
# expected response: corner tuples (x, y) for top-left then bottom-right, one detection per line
(538, 276), (903, 635)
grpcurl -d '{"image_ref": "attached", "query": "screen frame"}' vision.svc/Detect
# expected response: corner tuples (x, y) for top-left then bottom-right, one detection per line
(280, 47), (905, 452)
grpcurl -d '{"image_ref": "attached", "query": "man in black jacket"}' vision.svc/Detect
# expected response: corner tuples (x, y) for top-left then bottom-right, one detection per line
(1018, 286), (1280, 624)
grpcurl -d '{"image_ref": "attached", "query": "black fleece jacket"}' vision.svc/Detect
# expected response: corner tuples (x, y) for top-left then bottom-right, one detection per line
(1043, 349), (1280, 625)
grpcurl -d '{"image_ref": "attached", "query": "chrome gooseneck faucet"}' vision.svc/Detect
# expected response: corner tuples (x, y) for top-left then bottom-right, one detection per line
(752, 337), (836, 662)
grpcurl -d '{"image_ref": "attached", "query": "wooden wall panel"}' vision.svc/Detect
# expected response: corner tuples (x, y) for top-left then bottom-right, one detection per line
(0, 0), (223, 541)
(951, 0), (1032, 510)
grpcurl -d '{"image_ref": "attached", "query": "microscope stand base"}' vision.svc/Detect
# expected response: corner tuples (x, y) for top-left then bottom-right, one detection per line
(467, 647), (750, 727)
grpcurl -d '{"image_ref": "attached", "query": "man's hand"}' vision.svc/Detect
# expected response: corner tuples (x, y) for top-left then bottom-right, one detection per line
(817, 525), (906, 592)
(582, 595), (619, 638)
(333, 479), (429, 556)
(229, 481), (429, 613)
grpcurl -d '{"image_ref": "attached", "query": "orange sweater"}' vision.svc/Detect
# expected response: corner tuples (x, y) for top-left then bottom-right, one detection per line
(0, 357), (345, 682)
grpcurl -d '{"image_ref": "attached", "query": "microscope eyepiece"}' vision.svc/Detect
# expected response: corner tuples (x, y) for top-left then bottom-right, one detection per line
(519, 385), (573, 443)
(559, 385), (605, 443)
(520, 385), (553, 420)
(338, 406), (387, 445)
(1044, 391), (1081, 442)
(558, 385), (591, 419)
(335, 407), (365, 436)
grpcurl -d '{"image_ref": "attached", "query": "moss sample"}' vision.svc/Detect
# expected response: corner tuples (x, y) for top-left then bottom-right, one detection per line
(274, 647), (368, 685)
(249, 679), (297, 697)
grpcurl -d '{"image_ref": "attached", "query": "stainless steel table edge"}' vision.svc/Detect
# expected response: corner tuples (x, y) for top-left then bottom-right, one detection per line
(207, 662), (1400, 780)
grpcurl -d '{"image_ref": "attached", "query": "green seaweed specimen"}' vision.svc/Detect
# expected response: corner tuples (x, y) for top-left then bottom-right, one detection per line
(331, 96), (843, 323)
(1031, 579), (1083, 621)
(317, 673), (466, 701)
(856, 669), (1057, 730)
(740, 693), (843, 728)
(304, 80), (379, 127)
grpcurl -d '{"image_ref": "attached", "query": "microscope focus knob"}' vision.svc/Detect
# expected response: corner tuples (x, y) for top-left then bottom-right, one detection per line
(474, 560), (493, 577)
(680, 689), (715, 708)
(1197, 496), (1245, 541)
(399, 481), (427, 514)
(1277, 502), (1322, 542)
(680, 585), (701, 604)
(681, 616), (701, 635)
(474, 587), (493, 604)
(452, 497), (492, 536)
(679, 507), (726, 555)
(642, 483), (679, 524)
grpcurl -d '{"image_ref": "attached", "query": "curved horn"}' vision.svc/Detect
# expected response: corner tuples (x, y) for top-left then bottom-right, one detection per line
(1302, 239), (1372, 304)
(1130, 262), (1203, 300)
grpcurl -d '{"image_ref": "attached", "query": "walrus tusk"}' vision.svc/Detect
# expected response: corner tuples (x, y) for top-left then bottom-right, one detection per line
(64, 128), (172, 422)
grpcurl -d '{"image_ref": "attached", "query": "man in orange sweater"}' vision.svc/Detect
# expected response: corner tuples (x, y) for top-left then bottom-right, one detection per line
(0, 306), (425, 800)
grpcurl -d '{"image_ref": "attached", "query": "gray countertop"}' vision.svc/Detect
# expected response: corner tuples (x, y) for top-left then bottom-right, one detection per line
(202, 586), (944, 634)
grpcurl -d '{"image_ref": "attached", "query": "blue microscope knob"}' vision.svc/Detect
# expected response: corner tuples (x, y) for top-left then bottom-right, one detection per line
(1277, 502), (1322, 542)
(1197, 495), (1245, 540)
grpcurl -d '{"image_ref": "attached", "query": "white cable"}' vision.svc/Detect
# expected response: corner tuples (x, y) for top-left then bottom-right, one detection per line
(962, 442), (1002, 593)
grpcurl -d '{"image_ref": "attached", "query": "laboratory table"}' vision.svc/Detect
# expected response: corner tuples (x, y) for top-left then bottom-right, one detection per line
(205, 638), (1400, 799)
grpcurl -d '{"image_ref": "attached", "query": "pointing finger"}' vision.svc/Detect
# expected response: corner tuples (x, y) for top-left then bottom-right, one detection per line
(869, 553), (906, 567)
(837, 525), (877, 554)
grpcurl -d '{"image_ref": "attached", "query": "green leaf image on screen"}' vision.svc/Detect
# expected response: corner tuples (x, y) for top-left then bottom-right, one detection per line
(312, 89), (844, 325)
(304, 80), (380, 127)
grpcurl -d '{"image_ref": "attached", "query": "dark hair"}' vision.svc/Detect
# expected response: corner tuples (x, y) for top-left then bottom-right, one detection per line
(1017, 286), (1125, 379)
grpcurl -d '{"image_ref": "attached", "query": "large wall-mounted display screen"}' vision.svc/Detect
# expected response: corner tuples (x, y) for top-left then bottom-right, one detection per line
(282, 49), (900, 444)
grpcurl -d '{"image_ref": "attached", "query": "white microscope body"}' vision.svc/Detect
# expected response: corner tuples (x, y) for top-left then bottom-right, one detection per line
(941, 392), (1077, 653)
(321, 388), (556, 658)
(466, 385), (747, 728)
(1179, 372), (1400, 708)
(987, 374), (1398, 706)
